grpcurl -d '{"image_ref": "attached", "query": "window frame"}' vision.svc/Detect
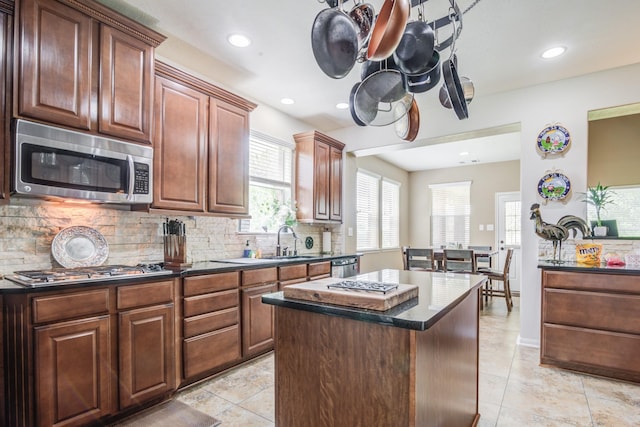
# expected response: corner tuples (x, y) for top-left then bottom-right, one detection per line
(356, 168), (401, 251)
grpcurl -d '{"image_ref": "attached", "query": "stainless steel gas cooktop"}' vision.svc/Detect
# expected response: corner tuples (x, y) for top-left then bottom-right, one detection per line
(6, 264), (172, 287)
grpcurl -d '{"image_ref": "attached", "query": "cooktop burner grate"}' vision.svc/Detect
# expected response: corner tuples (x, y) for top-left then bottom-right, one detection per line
(327, 280), (399, 294)
(8, 264), (171, 287)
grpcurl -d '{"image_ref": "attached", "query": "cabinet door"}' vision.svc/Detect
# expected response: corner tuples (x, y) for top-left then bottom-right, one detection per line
(0, 10), (9, 203)
(119, 304), (175, 409)
(19, 0), (93, 130)
(242, 282), (277, 357)
(152, 76), (208, 211)
(329, 145), (343, 221)
(208, 98), (249, 214)
(183, 324), (241, 380)
(35, 316), (112, 427)
(314, 141), (331, 220)
(99, 24), (153, 143)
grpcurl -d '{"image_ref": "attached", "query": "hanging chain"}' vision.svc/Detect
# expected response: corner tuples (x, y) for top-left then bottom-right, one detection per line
(462, 0), (482, 14)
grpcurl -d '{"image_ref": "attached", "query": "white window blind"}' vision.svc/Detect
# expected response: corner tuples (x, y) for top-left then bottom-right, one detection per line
(382, 179), (400, 248)
(430, 181), (471, 248)
(356, 170), (380, 250)
(240, 131), (293, 233)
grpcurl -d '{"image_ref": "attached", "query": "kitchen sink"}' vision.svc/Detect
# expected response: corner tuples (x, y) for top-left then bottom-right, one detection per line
(263, 255), (317, 260)
(214, 255), (318, 265)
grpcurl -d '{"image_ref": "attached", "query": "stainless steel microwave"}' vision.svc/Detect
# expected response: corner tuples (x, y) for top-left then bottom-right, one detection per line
(13, 119), (153, 204)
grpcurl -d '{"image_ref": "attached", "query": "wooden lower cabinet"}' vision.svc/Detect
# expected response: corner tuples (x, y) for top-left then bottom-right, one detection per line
(119, 304), (175, 409)
(541, 269), (640, 382)
(242, 282), (277, 357)
(35, 316), (112, 427)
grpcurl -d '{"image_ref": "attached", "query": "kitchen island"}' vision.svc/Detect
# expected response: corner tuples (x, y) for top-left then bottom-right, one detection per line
(262, 269), (487, 427)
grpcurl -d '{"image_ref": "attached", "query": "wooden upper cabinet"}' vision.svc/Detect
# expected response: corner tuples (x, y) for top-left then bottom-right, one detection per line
(208, 98), (249, 215)
(19, 0), (93, 130)
(17, 0), (164, 144)
(0, 3), (11, 204)
(152, 75), (208, 211)
(152, 61), (256, 215)
(99, 24), (153, 143)
(294, 131), (345, 223)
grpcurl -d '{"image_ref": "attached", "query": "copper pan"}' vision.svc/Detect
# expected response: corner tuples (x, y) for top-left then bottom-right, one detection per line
(394, 98), (419, 141)
(366, 0), (410, 61)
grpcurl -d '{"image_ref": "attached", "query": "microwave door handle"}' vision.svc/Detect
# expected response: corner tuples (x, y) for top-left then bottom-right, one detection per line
(126, 155), (135, 201)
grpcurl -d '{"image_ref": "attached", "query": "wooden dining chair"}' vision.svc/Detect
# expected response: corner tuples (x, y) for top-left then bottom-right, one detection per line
(478, 248), (514, 312)
(443, 249), (476, 273)
(405, 248), (436, 271)
(468, 245), (492, 269)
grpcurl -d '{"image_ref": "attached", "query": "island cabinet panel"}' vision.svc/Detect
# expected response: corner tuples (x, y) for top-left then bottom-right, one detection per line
(18, 0), (164, 143)
(273, 289), (480, 426)
(99, 24), (153, 142)
(294, 131), (345, 223)
(541, 269), (640, 382)
(35, 315), (112, 427)
(182, 273), (241, 384)
(208, 98), (249, 214)
(19, 0), (93, 129)
(152, 75), (208, 211)
(0, 4), (12, 204)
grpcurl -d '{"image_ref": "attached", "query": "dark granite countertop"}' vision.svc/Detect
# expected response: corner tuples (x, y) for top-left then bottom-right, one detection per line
(538, 260), (640, 275)
(262, 269), (486, 331)
(0, 253), (361, 293)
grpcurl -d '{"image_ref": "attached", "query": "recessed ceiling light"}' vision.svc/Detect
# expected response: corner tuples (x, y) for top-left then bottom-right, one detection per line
(459, 151), (469, 156)
(541, 46), (566, 59)
(336, 102), (349, 110)
(280, 98), (295, 105)
(228, 34), (251, 48)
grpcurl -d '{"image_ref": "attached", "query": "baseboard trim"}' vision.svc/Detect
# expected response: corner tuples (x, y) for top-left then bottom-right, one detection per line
(517, 334), (540, 348)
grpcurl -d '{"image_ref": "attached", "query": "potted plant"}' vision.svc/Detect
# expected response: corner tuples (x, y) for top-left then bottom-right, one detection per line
(582, 182), (616, 237)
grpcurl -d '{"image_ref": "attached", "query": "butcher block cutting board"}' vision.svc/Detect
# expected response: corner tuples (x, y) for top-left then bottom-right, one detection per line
(282, 278), (419, 311)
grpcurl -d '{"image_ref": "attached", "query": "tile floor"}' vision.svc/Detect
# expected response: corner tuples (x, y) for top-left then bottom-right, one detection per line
(177, 297), (640, 426)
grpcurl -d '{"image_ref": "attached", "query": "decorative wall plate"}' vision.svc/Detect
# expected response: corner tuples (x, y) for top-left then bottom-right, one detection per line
(537, 124), (571, 155)
(537, 172), (571, 201)
(52, 226), (109, 268)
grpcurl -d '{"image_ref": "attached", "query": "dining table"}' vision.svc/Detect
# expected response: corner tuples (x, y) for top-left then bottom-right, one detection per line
(432, 247), (499, 270)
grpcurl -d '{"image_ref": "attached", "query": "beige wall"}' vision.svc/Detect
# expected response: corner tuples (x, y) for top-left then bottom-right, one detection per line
(409, 160), (520, 249)
(588, 113), (640, 187)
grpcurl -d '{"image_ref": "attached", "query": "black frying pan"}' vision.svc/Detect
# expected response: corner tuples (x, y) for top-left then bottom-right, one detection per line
(311, 1), (359, 79)
(442, 57), (468, 119)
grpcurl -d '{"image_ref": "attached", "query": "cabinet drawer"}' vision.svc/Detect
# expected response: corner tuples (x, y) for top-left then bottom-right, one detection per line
(184, 307), (239, 338)
(184, 289), (238, 318)
(184, 272), (239, 297)
(279, 264), (307, 282)
(117, 280), (174, 310)
(242, 267), (277, 286)
(308, 261), (331, 277)
(544, 288), (640, 334)
(543, 270), (640, 294)
(183, 325), (241, 379)
(542, 323), (640, 378)
(33, 289), (110, 324)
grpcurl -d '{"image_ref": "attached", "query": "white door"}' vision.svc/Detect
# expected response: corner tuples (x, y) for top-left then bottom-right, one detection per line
(495, 192), (521, 292)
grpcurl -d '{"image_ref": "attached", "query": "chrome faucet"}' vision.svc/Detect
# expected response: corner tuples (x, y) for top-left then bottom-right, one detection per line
(276, 225), (298, 257)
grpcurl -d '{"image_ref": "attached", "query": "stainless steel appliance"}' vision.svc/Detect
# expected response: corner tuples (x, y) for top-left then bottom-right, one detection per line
(331, 256), (359, 278)
(13, 119), (153, 204)
(6, 264), (172, 287)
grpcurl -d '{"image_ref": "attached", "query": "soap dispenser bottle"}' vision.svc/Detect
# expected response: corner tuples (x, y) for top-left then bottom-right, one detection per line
(243, 240), (251, 258)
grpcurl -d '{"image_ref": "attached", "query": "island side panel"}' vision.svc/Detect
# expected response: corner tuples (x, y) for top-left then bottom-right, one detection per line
(414, 289), (480, 427)
(274, 307), (412, 427)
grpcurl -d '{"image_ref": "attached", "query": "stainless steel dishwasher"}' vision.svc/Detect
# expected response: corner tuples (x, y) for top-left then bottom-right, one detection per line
(331, 256), (359, 278)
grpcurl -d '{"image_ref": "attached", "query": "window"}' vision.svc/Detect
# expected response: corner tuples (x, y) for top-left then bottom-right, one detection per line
(240, 131), (294, 233)
(430, 181), (471, 248)
(504, 200), (522, 245)
(586, 184), (640, 237)
(356, 169), (400, 250)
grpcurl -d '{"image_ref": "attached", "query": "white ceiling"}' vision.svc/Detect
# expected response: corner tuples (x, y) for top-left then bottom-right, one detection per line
(98, 0), (640, 171)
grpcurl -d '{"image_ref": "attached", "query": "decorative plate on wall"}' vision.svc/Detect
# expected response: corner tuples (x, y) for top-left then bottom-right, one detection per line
(537, 172), (571, 201)
(537, 124), (571, 156)
(52, 226), (109, 268)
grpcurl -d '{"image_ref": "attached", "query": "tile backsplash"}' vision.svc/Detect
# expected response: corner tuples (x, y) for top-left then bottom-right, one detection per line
(0, 199), (342, 277)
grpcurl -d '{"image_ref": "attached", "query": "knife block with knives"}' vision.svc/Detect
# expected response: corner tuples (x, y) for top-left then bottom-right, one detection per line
(163, 218), (191, 269)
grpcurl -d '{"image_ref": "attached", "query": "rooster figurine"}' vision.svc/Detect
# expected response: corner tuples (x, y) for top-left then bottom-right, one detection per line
(530, 203), (592, 262)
